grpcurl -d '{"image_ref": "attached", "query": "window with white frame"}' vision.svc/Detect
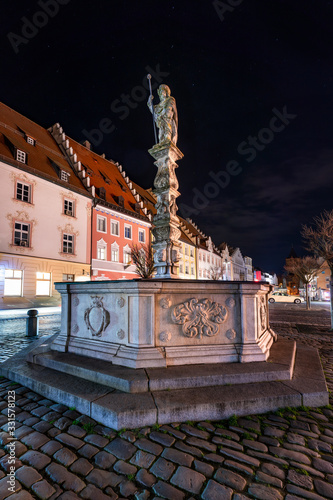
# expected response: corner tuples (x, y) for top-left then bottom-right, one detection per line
(124, 225), (132, 239)
(64, 199), (74, 216)
(97, 245), (106, 260)
(207, 255), (210, 263)
(179, 263), (183, 274)
(63, 233), (74, 254)
(4, 269), (23, 296)
(111, 243), (119, 262)
(190, 248), (194, 257)
(123, 249), (131, 264)
(62, 274), (74, 281)
(16, 150), (26, 163)
(139, 229), (145, 243)
(111, 220), (119, 236)
(199, 253), (201, 261)
(191, 266), (195, 275)
(185, 265), (189, 275)
(185, 246), (189, 256)
(61, 170), (69, 182)
(97, 215), (107, 232)
(16, 181), (31, 203)
(14, 222), (30, 247)
(36, 272), (51, 296)
(203, 253), (206, 262)
(26, 136), (35, 146)
(199, 269), (202, 278)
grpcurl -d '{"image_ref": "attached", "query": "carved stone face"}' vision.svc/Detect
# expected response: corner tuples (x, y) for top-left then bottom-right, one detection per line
(158, 85), (171, 100)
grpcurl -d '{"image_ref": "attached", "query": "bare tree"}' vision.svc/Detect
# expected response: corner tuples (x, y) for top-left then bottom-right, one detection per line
(130, 244), (155, 279)
(209, 266), (222, 280)
(284, 256), (323, 310)
(302, 209), (333, 327)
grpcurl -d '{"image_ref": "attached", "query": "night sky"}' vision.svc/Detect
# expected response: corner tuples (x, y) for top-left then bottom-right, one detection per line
(2, 0), (333, 273)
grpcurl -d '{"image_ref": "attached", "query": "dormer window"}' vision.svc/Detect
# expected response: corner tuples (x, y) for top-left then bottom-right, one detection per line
(26, 136), (35, 146)
(61, 170), (69, 182)
(16, 150), (26, 164)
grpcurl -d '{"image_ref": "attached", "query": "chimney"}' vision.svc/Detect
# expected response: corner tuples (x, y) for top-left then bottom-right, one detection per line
(82, 140), (91, 150)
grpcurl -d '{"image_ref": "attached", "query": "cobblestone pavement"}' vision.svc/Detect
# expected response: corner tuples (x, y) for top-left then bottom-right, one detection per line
(0, 316), (60, 363)
(0, 304), (333, 499)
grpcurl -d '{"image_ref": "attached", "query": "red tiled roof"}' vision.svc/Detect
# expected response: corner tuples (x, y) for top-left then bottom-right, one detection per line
(0, 102), (89, 195)
(65, 137), (146, 218)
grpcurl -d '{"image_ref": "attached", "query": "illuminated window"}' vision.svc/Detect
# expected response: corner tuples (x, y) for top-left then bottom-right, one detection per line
(97, 246), (106, 260)
(124, 225), (132, 239)
(124, 251), (131, 264)
(63, 234), (74, 253)
(111, 247), (119, 262)
(16, 150), (26, 163)
(97, 216), (107, 232)
(36, 272), (51, 296)
(4, 269), (23, 296)
(139, 229), (145, 243)
(64, 199), (74, 216)
(16, 182), (31, 203)
(14, 222), (30, 247)
(111, 220), (119, 236)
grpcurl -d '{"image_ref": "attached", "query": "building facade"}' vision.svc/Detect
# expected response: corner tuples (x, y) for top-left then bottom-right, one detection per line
(0, 103), (92, 308)
(47, 128), (152, 282)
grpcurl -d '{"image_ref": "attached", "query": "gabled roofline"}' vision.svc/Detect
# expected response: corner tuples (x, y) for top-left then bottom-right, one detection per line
(48, 123), (152, 224)
(0, 154), (92, 199)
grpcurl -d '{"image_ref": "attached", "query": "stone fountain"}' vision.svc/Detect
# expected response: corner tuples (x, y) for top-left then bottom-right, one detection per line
(0, 84), (328, 429)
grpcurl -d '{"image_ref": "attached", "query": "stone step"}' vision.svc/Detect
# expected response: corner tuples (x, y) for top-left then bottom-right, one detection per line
(32, 351), (149, 393)
(0, 337), (328, 431)
(29, 338), (296, 393)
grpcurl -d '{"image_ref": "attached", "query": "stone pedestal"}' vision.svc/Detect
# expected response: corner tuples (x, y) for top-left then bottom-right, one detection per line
(149, 141), (183, 278)
(51, 280), (276, 368)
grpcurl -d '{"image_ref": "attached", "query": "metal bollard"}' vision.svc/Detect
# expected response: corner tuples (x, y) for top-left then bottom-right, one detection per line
(26, 309), (39, 337)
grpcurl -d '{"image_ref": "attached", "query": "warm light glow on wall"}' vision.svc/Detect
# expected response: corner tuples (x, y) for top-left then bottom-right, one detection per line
(4, 269), (23, 296)
(36, 272), (51, 296)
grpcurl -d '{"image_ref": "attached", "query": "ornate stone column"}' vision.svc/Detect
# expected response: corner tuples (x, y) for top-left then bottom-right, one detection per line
(149, 141), (183, 278)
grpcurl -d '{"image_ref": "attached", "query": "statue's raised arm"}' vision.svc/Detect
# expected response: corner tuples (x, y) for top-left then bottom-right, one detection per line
(147, 84), (178, 146)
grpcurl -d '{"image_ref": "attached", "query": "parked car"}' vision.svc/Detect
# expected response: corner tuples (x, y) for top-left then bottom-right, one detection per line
(322, 290), (331, 301)
(268, 292), (304, 304)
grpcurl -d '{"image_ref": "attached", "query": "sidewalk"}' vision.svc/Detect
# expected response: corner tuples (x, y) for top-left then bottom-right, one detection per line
(0, 310), (332, 499)
(0, 307), (61, 320)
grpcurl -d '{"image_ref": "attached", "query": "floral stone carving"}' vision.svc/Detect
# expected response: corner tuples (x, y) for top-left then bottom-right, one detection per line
(226, 297), (235, 308)
(117, 297), (125, 308)
(159, 331), (171, 342)
(117, 329), (125, 340)
(172, 298), (228, 339)
(84, 296), (110, 337)
(160, 297), (171, 309)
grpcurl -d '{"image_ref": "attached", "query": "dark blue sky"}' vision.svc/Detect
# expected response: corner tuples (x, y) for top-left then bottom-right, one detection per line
(2, 0), (333, 272)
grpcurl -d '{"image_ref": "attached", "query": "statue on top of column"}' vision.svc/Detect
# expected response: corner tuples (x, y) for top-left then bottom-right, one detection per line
(147, 84), (178, 146)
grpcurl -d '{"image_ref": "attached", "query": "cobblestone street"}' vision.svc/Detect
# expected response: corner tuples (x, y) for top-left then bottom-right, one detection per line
(0, 303), (333, 499)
